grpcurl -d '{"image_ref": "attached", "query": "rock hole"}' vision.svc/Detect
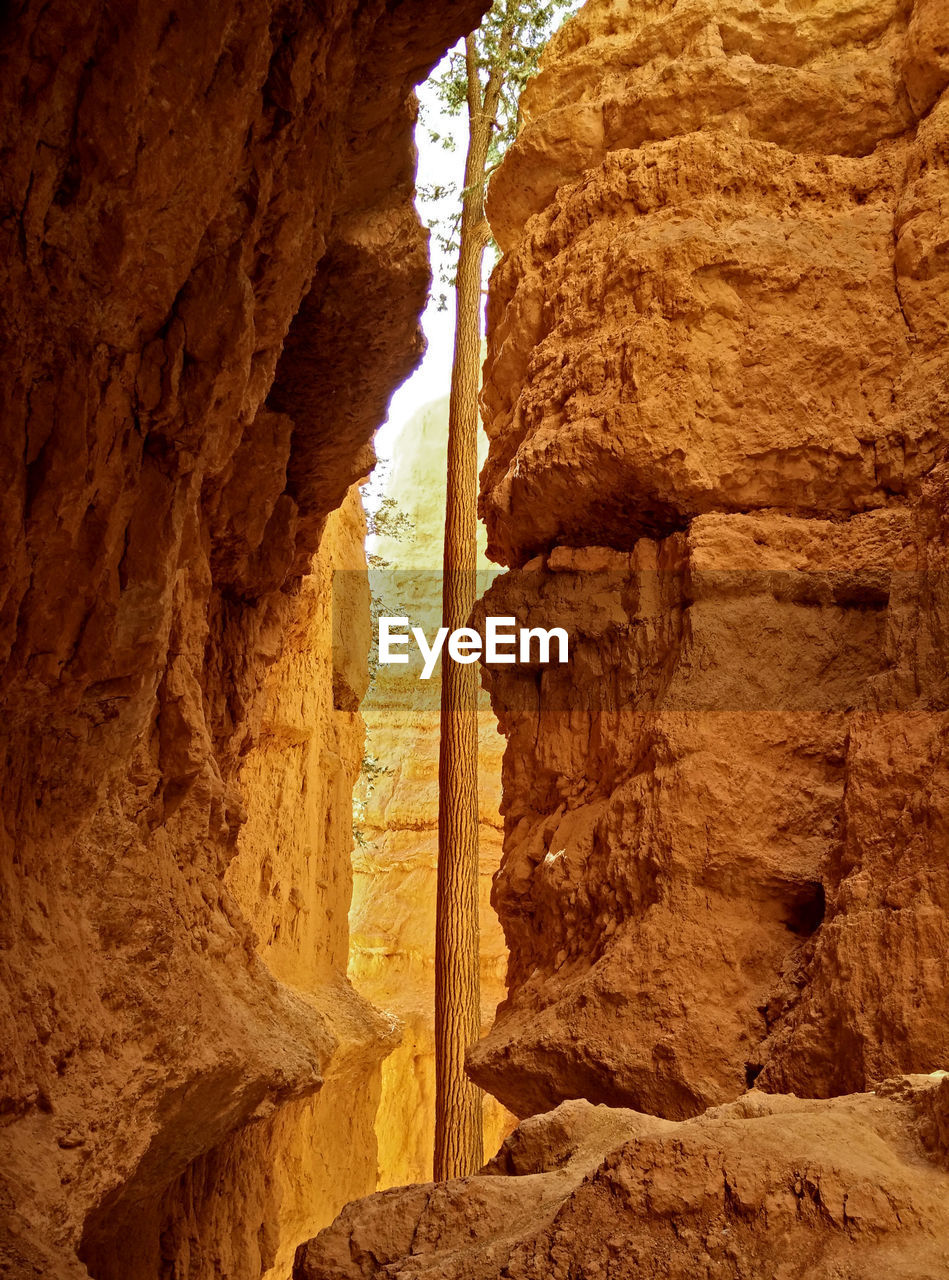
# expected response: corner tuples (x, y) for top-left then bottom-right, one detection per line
(784, 881), (826, 937)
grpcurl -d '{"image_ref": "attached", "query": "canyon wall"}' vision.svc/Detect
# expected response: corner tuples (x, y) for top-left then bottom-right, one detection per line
(349, 396), (514, 1186)
(80, 490), (390, 1280)
(296, 0), (949, 1275)
(0, 1), (485, 1276)
(472, 0), (949, 1120)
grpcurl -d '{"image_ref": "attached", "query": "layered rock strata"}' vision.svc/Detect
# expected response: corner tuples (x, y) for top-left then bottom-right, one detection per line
(0, 1), (484, 1276)
(471, 0), (949, 1117)
(294, 0), (949, 1275)
(468, 511), (949, 1119)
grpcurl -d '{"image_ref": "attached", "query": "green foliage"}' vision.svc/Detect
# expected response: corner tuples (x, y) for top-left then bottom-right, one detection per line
(355, 495), (412, 847)
(421, 0), (578, 289)
(433, 0), (575, 164)
(367, 495), (415, 545)
(360, 754), (390, 787)
(365, 587), (387, 686)
(352, 753), (391, 850)
(366, 494), (415, 580)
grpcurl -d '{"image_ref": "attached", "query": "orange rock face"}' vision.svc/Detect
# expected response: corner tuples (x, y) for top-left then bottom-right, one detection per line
(0, 2), (484, 1276)
(294, 0), (949, 1276)
(480, 1), (948, 567)
(470, 0), (949, 1120)
(295, 1078), (949, 1280)
(469, 510), (949, 1121)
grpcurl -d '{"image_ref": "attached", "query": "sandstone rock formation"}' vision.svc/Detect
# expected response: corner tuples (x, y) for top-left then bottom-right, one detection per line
(349, 397), (514, 1186)
(76, 490), (393, 1280)
(0, 1), (485, 1276)
(468, 510), (949, 1120)
(293, 0), (949, 1275)
(470, 0), (949, 1124)
(295, 1075), (949, 1280)
(481, 1), (949, 564)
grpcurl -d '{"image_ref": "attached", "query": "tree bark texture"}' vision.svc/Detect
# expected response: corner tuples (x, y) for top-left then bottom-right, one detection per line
(433, 30), (502, 1183)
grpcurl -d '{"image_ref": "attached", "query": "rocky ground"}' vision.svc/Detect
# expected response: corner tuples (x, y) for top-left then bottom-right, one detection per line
(296, 1076), (949, 1280)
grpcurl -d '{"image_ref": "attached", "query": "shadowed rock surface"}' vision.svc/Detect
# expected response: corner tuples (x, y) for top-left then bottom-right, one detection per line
(0, 1), (485, 1276)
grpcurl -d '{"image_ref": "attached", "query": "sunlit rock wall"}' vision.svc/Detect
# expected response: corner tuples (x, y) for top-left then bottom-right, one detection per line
(0, 1), (485, 1275)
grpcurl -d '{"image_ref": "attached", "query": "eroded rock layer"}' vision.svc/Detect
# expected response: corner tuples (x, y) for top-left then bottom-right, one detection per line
(482, 40), (948, 559)
(471, 0), (949, 1119)
(294, 0), (949, 1276)
(78, 490), (392, 1280)
(0, 1), (484, 1276)
(469, 513), (949, 1120)
(295, 1076), (949, 1280)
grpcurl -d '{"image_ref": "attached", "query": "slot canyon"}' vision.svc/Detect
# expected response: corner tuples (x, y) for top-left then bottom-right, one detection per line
(1, 2), (948, 1280)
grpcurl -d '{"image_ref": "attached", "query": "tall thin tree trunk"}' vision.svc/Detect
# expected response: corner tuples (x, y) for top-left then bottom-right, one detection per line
(433, 31), (499, 1183)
